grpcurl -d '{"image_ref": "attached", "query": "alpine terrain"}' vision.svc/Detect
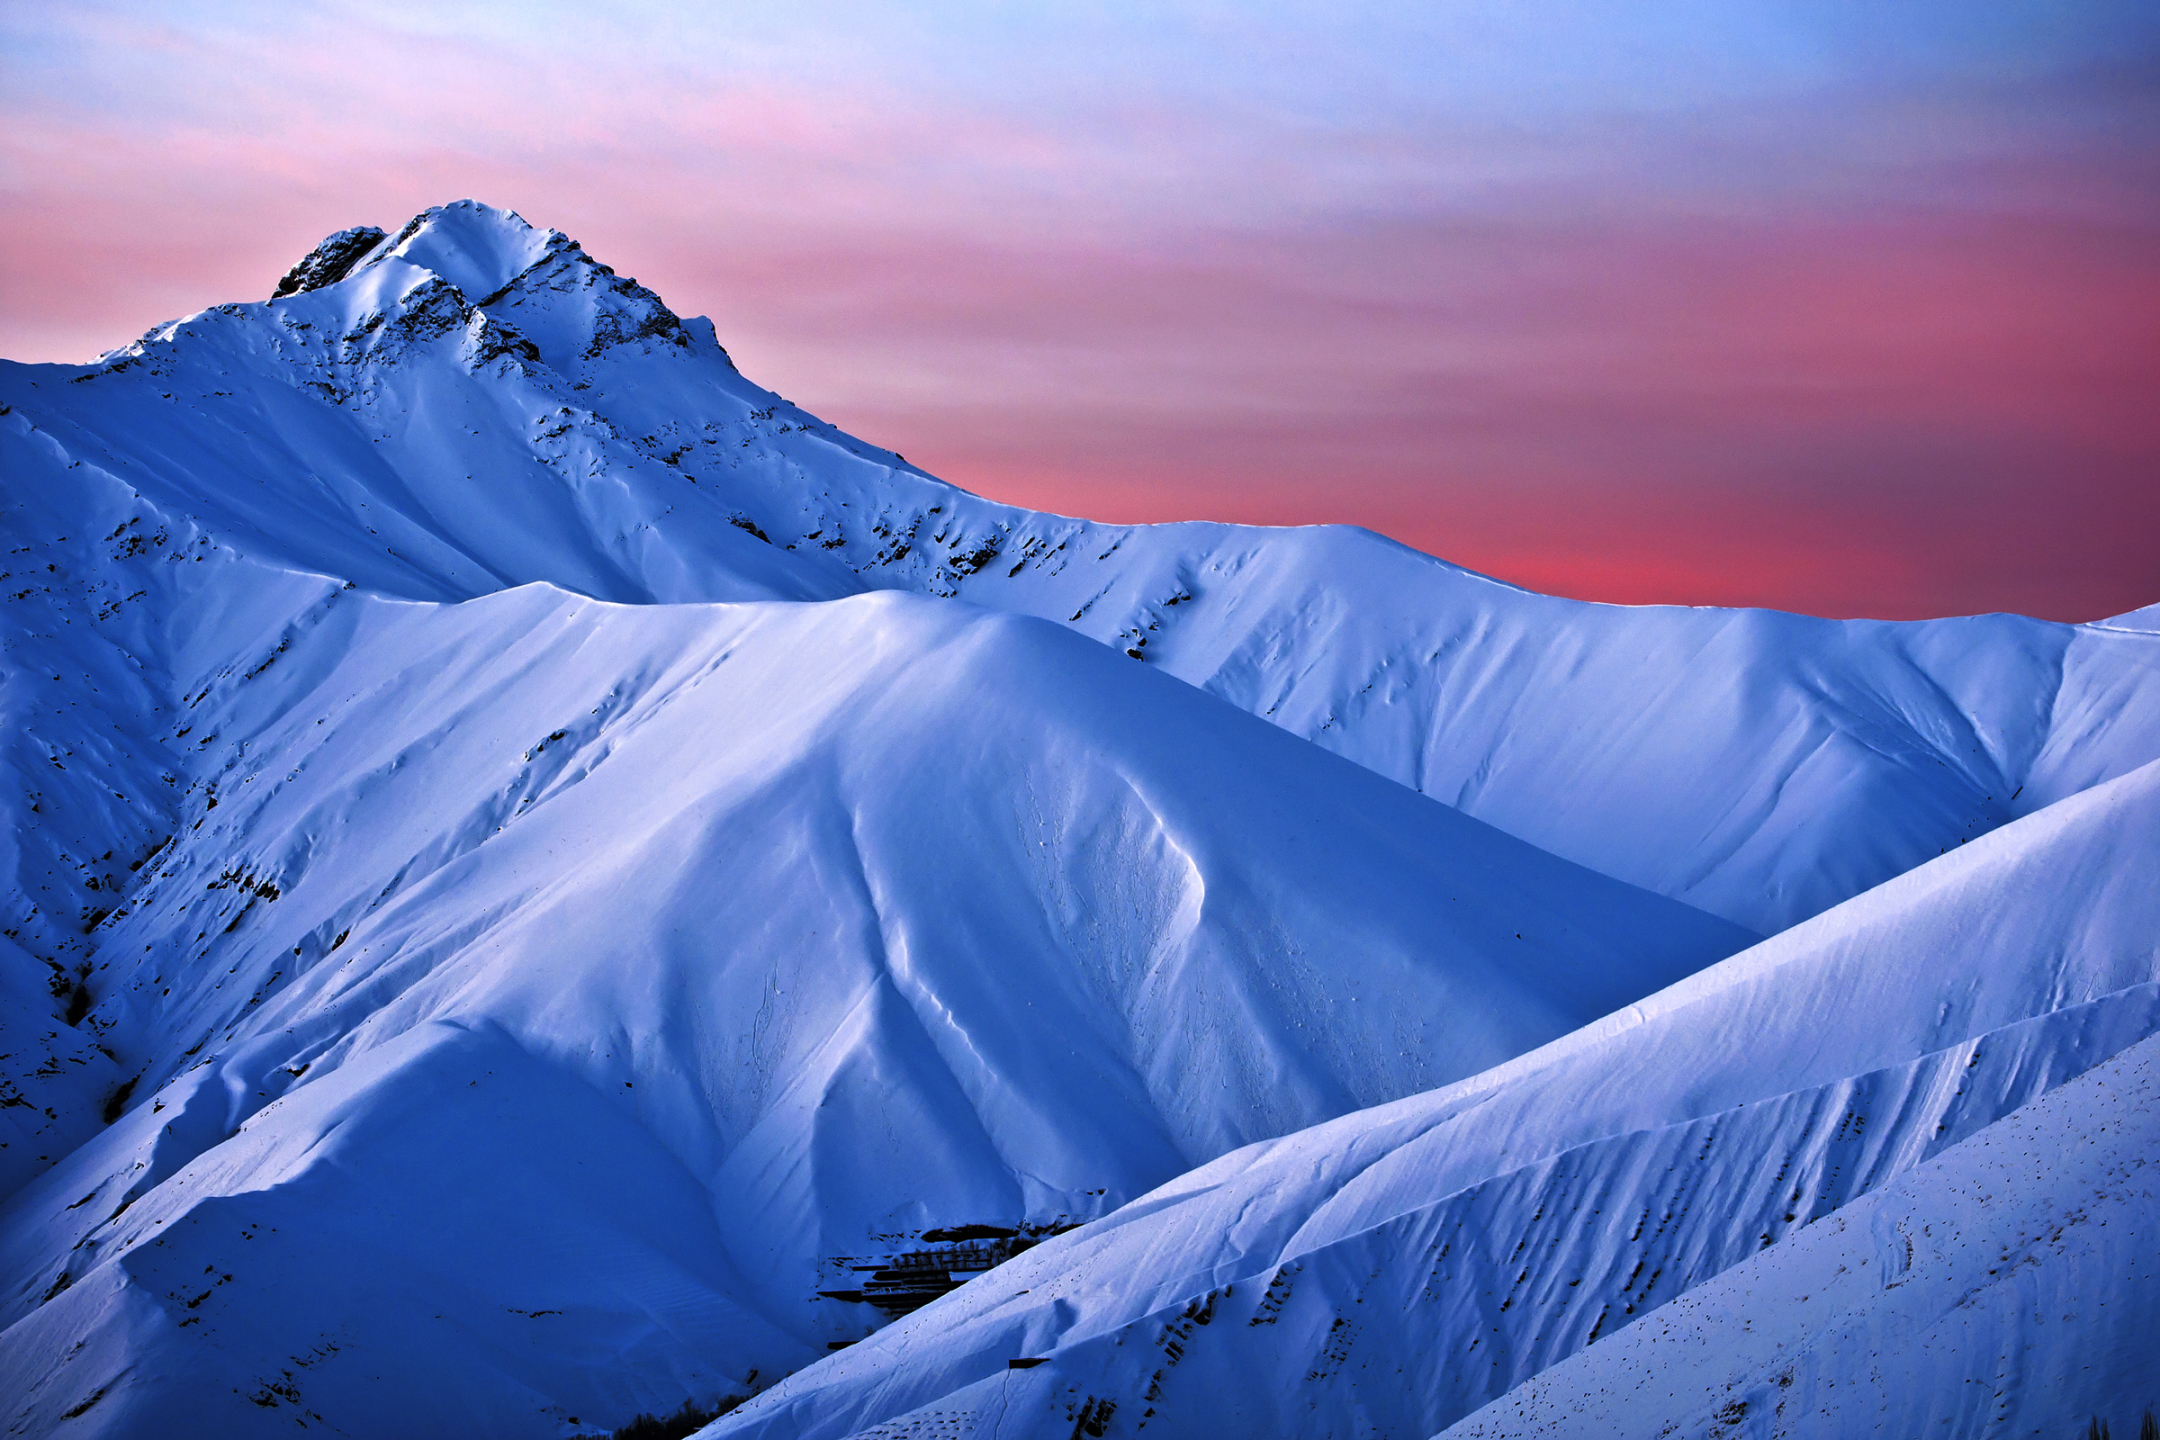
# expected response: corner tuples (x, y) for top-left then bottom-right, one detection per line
(1, 202), (2153, 1438)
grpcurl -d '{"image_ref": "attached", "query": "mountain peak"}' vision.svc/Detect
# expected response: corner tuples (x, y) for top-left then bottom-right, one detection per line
(372, 200), (560, 305)
(270, 224), (388, 299)
(268, 201), (564, 311)
(269, 202), (556, 308)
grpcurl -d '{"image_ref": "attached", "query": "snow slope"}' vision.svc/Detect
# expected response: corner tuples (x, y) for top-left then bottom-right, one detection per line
(705, 757), (2160, 1440)
(1442, 1029), (2160, 1440)
(0, 435), (1745, 1432)
(9, 202), (2158, 933)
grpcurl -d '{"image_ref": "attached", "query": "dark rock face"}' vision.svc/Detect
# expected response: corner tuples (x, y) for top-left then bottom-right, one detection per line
(271, 225), (388, 299)
(817, 1223), (1080, 1318)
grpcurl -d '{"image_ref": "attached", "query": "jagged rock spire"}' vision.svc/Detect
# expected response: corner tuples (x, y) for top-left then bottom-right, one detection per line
(271, 225), (388, 299)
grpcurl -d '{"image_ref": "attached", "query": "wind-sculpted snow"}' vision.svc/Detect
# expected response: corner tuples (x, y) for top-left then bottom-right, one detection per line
(7, 202), (2155, 932)
(704, 759), (2160, 1440)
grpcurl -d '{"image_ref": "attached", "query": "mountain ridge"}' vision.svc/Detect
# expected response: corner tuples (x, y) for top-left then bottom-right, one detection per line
(706, 755), (2160, 1439)
(0, 199), (2152, 1437)
(0, 436), (1749, 1431)
(13, 200), (2158, 935)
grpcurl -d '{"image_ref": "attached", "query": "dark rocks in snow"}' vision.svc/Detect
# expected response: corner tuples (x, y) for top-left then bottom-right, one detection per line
(820, 1222), (1080, 1316)
(270, 226), (388, 299)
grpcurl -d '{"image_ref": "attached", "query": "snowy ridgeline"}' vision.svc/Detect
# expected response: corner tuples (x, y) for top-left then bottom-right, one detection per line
(0, 202), (2154, 1438)
(712, 758), (2160, 1439)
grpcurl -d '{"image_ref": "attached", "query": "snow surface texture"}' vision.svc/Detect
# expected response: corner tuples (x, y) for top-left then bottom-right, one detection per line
(0, 201), (2154, 1436)
(709, 758), (2160, 1440)
(1439, 1028), (2160, 1440)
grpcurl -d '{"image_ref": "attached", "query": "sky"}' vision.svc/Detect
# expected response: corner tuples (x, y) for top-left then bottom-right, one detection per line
(3, 3), (2157, 620)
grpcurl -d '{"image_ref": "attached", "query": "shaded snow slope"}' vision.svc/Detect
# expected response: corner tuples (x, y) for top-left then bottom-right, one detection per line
(705, 758), (2160, 1440)
(1442, 1029), (2160, 1440)
(0, 466), (1745, 1432)
(6, 202), (2156, 931)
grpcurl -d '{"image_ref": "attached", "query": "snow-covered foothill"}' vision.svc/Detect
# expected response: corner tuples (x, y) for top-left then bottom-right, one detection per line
(0, 435), (1745, 1430)
(705, 758), (2160, 1440)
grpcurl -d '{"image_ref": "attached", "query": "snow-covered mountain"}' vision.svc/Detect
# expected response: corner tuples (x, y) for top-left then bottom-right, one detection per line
(15, 202), (2157, 935)
(1, 202), (2153, 1437)
(0, 555), (1746, 1432)
(706, 756), (2160, 1440)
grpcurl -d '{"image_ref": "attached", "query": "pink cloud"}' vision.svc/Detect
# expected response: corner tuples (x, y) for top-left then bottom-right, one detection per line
(3, 13), (2154, 620)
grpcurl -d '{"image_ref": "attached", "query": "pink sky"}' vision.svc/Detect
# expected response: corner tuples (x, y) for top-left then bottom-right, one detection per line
(4, 3), (2156, 620)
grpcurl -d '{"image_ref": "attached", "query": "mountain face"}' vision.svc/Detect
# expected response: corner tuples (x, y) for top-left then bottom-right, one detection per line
(15, 202), (2158, 937)
(708, 757), (2160, 1440)
(1440, 1028), (2160, 1440)
(0, 202), (2152, 1438)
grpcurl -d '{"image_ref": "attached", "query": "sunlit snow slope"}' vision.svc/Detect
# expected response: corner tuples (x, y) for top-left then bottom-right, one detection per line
(707, 758), (2160, 1440)
(8, 202), (2157, 933)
